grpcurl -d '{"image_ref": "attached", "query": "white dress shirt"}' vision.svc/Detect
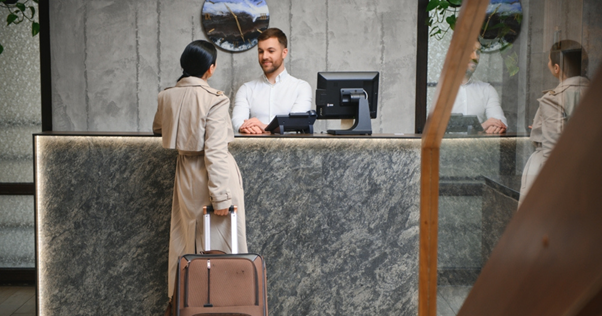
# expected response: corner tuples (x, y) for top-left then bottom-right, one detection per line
(451, 77), (507, 126)
(231, 68), (312, 132)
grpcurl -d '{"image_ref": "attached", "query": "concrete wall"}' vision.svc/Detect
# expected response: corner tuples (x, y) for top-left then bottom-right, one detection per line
(49, 0), (417, 134)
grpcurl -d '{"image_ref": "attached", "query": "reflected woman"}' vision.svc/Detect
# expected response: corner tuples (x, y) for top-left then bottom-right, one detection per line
(152, 40), (247, 299)
(519, 40), (590, 204)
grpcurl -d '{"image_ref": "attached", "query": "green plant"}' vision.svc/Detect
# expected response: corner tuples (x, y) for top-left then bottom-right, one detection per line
(426, 0), (462, 40)
(0, 0), (39, 55)
(426, 0), (522, 77)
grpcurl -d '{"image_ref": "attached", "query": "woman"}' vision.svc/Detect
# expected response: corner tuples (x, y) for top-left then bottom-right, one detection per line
(152, 40), (247, 298)
(519, 40), (589, 204)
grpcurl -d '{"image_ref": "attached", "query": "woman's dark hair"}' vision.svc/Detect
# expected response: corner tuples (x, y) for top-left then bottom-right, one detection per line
(550, 40), (588, 78)
(178, 40), (217, 82)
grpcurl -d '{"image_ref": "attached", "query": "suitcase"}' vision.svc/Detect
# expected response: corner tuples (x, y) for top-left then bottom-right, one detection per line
(166, 205), (268, 316)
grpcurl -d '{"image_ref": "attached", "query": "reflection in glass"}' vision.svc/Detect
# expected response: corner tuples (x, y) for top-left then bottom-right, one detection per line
(519, 40), (589, 204)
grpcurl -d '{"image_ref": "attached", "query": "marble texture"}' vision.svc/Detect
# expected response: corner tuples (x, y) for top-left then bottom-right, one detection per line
(437, 138), (530, 286)
(35, 135), (421, 315)
(439, 137), (531, 179)
(49, 0), (418, 134)
(438, 196), (483, 270)
(481, 181), (519, 264)
(436, 285), (472, 316)
(36, 136), (176, 315)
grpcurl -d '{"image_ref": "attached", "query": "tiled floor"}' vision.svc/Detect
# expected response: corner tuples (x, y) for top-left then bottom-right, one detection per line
(0, 287), (35, 316)
(437, 285), (473, 316)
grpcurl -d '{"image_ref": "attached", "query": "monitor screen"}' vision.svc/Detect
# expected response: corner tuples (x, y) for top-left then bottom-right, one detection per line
(315, 72), (379, 120)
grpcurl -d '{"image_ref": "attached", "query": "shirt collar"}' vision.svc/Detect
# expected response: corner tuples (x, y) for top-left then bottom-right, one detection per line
(262, 68), (289, 85)
(176, 76), (209, 87)
(463, 75), (481, 86)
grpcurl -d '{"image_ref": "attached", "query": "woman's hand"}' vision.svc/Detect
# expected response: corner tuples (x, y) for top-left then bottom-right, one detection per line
(214, 208), (230, 216)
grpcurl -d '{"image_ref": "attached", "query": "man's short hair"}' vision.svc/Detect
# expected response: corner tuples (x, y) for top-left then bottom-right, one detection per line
(258, 28), (287, 49)
(550, 40), (588, 78)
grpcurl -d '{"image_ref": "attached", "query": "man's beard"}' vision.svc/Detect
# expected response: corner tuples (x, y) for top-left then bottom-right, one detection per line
(465, 60), (478, 79)
(262, 58), (283, 75)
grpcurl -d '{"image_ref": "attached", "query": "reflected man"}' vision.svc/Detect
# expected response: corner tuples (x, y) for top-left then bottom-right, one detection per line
(451, 42), (508, 134)
(231, 28), (312, 134)
(519, 40), (589, 204)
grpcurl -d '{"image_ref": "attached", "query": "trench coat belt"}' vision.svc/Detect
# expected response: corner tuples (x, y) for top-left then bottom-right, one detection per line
(177, 150), (205, 156)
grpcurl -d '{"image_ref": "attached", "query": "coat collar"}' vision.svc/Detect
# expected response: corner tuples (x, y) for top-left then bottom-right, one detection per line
(176, 76), (210, 87)
(547, 76), (590, 95)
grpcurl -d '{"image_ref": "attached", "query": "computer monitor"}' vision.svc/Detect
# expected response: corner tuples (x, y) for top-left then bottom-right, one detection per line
(315, 71), (379, 135)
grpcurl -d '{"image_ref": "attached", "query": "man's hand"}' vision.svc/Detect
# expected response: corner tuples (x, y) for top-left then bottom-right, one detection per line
(239, 117), (268, 134)
(214, 208), (229, 216)
(481, 118), (507, 134)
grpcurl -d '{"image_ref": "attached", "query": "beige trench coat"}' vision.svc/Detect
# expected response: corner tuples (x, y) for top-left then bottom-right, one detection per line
(152, 77), (247, 297)
(520, 76), (590, 203)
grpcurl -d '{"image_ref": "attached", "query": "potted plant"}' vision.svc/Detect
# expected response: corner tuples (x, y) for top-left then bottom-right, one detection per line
(0, 0), (39, 55)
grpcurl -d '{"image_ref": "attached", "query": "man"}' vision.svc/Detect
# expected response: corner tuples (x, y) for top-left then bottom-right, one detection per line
(231, 28), (312, 134)
(451, 42), (508, 134)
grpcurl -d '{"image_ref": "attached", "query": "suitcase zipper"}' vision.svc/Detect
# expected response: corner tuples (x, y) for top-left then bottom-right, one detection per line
(204, 259), (213, 307)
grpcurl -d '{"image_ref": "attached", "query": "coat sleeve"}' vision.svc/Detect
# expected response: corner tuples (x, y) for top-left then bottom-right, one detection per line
(204, 95), (234, 210)
(152, 94), (163, 135)
(539, 94), (565, 159)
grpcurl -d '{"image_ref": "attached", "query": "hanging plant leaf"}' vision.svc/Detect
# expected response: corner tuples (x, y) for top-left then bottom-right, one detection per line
(446, 15), (457, 30)
(427, 0), (441, 12)
(439, 1), (449, 10)
(0, 44), (3, 55)
(449, 0), (462, 6)
(6, 13), (18, 26)
(32, 21), (39, 36)
(16, 2), (26, 12)
(29, 6), (36, 19)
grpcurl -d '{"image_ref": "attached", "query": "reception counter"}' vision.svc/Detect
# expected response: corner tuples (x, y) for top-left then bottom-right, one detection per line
(33, 132), (530, 315)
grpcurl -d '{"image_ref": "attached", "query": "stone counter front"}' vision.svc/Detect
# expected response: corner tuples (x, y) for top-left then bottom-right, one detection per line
(34, 134), (422, 315)
(33, 133), (531, 315)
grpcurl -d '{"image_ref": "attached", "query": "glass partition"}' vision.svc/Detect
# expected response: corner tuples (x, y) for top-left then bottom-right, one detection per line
(0, 2), (41, 270)
(427, 0), (598, 314)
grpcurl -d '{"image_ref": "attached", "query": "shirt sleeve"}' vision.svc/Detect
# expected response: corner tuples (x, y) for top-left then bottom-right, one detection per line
(152, 94), (163, 135)
(231, 85), (251, 133)
(290, 80), (313, 112)
(204, 95), (234, 210)
(483, 84), (508, 126)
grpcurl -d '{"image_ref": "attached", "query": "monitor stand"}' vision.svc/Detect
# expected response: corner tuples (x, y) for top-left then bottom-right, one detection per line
(327, 90), (373, 135)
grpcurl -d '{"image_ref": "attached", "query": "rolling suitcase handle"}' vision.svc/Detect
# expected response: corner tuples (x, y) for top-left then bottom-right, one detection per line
(203, 205), (238, 254)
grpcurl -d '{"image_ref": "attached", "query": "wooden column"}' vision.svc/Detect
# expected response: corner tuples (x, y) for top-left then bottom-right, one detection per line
(418, 0), (489, 315)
